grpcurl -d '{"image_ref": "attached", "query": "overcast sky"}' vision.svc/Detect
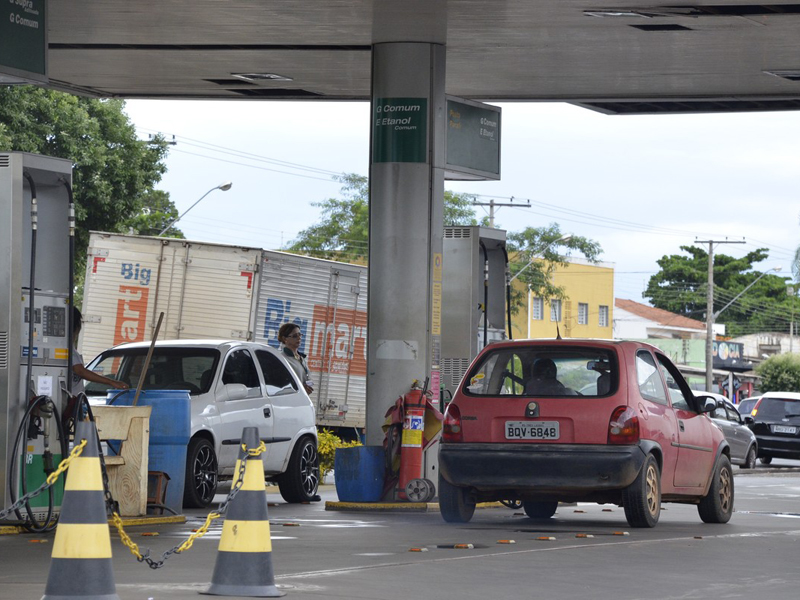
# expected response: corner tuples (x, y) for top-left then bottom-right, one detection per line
(123, 100), (800, 302)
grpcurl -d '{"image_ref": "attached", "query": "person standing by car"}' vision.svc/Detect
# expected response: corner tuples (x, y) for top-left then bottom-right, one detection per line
(71, 307), (128, 394)
(278, 323), (313, 394)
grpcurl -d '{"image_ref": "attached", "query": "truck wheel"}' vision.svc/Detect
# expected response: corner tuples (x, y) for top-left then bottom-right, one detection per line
(183, 437), (218, 508)
(438, 474), (475, 523)
(698, 454), (734, 524)
(522, 500), (558, 519)
(278, 437), (320, 503)
(623, 454), (660, 528)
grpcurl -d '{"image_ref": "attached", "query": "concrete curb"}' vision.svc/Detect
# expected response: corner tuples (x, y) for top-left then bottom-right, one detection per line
(325, 501), (507, 513)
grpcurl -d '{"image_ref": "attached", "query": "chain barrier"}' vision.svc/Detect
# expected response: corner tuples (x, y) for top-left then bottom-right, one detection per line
(0, 439), (87, 521)
(113, 441), (267, 569)
(246, 441), (267, 457)
(96, 437), (120, 516)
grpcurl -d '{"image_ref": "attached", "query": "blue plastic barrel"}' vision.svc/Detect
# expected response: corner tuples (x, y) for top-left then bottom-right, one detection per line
(334, 446), (385, 502)
(106, 389), (191, 514)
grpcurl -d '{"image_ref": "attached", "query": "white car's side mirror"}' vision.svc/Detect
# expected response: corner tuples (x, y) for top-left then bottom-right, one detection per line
(222, 383), (248, 401)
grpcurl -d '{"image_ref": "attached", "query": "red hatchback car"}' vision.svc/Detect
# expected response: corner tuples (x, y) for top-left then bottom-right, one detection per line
(438, 339), (733, 528)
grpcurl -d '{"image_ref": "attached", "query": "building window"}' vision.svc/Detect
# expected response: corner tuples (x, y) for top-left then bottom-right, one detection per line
(550, 299), (562, 322)
(578, 303), (588, 325)
(599, 305), (609, 327)
(531, 297), (544, 321)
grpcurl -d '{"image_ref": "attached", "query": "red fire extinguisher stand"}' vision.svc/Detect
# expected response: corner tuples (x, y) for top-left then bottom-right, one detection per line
(397, 385), (426, 500)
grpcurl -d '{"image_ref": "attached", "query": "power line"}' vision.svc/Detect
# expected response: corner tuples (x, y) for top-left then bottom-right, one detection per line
(171, 148), (337, 183)
(475, 193), (795, 268)
(472, 197), (531, 228)
(139, 127), (347, 177)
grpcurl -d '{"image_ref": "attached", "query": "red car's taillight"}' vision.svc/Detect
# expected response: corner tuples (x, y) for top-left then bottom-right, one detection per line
(608, 406), (639, 445)
(443, 404), (463, 443)
(751, 397), (763, 417)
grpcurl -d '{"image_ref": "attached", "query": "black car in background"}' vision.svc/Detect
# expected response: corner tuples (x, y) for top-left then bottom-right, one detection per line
(746, 392), (800, 465)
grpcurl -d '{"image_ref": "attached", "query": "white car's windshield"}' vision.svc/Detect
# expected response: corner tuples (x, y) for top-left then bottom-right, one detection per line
(85, 347), (220, 396)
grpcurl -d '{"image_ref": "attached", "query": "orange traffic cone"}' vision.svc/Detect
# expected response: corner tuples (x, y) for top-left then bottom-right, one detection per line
(42, 419), (119, 600)
(203, 427), (283, 597)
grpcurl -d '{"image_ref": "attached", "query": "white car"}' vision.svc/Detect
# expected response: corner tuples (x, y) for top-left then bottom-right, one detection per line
(84, 340), (319, 507)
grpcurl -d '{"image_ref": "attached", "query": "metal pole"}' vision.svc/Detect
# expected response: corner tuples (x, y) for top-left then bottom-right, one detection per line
(158, 181), (232, 236)
(133, 312), (164, 406)
(705, 242), (714, 392)
(695, 238), (746, 392)
(527, 284), (532, 338)
(509, 234), (573, 284)
(790, 286), (795, 353)
(471, 198), (529, 229)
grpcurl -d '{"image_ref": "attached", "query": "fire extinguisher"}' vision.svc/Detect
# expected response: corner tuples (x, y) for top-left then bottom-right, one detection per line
(397, 379), (435, 502)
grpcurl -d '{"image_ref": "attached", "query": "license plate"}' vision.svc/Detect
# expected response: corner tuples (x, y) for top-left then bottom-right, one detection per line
(505, 421), (560, 440)
(772, 425), (798, 435)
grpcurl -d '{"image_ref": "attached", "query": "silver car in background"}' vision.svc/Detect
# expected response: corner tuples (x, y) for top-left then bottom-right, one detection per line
(736, 396), (760, 417)
(704, 392), (758, 469)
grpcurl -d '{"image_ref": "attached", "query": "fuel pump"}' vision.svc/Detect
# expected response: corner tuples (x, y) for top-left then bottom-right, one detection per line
(1, 153), (74, 530)
(441, 226), (508, 399)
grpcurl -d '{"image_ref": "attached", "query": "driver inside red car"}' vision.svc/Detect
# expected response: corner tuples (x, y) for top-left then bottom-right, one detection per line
(525, 358), (573, 396)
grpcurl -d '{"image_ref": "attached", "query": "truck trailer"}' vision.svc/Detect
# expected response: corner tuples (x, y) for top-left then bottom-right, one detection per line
(81, 232), (367, 431)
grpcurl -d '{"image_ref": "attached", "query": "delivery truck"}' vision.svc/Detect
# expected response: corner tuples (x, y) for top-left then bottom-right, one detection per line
(81, 232), (367, 431)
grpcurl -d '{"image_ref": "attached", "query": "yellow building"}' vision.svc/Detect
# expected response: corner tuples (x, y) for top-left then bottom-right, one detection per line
(510, 257), (615, 340)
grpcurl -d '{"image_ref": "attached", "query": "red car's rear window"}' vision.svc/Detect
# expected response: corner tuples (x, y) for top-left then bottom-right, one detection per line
(463, 345), (617, 397)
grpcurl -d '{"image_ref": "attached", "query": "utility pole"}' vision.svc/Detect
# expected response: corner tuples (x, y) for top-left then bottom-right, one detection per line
(789, 285), (796, 353)
(695, 238), (746, 393)
(472, 197), (530, 228)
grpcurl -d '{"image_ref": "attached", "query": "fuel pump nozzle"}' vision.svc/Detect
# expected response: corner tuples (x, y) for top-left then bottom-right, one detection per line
(38, 398), (56, 476)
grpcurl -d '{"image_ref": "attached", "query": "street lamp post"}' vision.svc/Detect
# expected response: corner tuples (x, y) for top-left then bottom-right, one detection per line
(509, 234), (573, 285)
(788, 285), (796, 353)
(697, 238), (746, 393)
(158, 181), (233, 236)
(704, 266), (781, 391)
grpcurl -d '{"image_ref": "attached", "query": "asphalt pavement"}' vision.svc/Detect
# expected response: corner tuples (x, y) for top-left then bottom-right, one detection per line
(2, 463), (800, 600)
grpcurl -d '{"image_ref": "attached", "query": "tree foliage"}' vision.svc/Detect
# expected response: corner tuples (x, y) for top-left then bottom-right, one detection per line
(643, 245), (790, 337)
(0, 86), (174, 275)
(507, 224), (603, 313)
(289, 175), (603, 315)
(122, 189), (184, 238)
(756, 354), (800, 393)
(288, 174), (369, 261)
(288, 173), (487, 261)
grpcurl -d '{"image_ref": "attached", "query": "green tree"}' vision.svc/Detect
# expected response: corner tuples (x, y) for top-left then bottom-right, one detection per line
(644, 246), (790, 337)
(756, 354), (800, 393)
(507, 224), (602, 313)
(0, 86), (173, 278)
(288, 173), (485, 261)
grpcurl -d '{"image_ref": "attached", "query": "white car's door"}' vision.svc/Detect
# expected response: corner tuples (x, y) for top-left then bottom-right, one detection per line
(254, 348), (310, 474)
(214, 347), (274, 474)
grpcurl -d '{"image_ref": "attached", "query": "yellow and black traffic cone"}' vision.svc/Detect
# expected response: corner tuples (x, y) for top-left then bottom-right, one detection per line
(42, 419), (119, 600)
(203, 427), (284, 597)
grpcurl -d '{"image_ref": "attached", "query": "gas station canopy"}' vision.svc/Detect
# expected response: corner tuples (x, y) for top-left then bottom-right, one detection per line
(29, 1), (800, 114)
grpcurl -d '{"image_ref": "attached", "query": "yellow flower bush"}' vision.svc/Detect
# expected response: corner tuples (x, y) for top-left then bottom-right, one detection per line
(317, 429), (362, 476)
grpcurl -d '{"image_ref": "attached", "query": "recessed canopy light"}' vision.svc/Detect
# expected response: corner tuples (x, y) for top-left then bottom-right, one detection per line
(764, 70), (800, 81)
(585, 11), (653, 18)
(231, 72), (293, 82)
